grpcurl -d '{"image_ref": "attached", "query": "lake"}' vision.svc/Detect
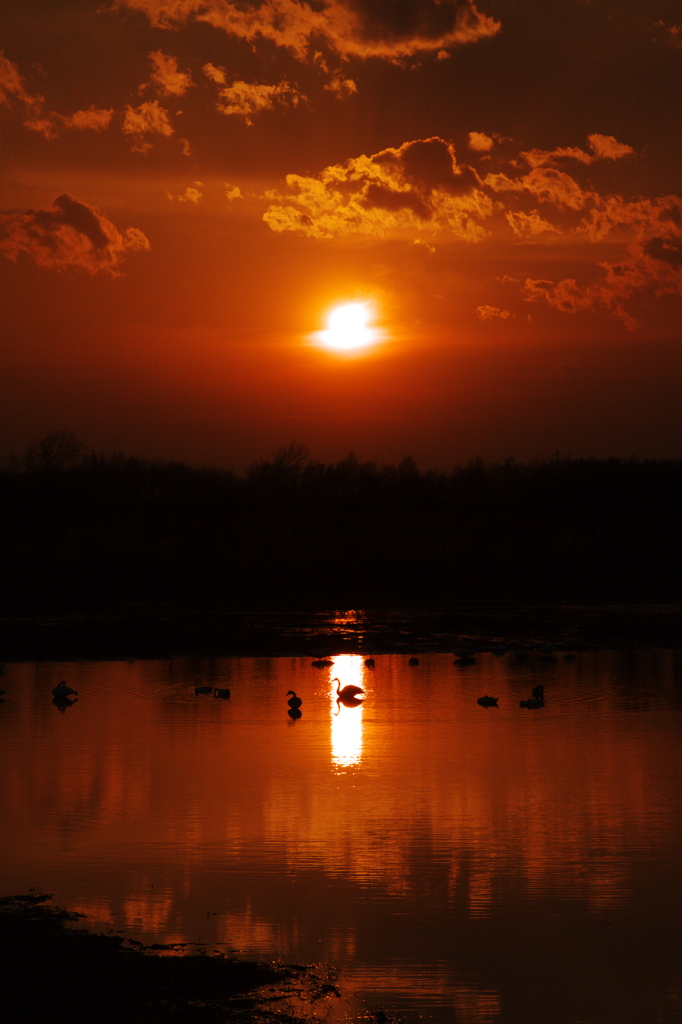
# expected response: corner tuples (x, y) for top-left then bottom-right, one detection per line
(1, 649), (681, 1023)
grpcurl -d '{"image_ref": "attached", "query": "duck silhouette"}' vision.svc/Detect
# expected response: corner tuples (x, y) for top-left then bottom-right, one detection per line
(477, 695), (498, 707)
(213, 688), (230, 699)
(286, 690), (303, 709)
(520, 697), (545, 709)
(194, 685), (212, 695)
(52, 681), (78, 699)
(364, 658), (375, 669)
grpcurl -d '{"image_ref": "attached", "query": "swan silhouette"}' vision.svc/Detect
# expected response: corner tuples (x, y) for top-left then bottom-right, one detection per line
(52, 681), (78, 698)
(286, 690), (303, 709)
(477, 695), (498, 707)
(332, 677), (365, 715)
(333, 678), (364, 700)
(214, 688), (230, 699)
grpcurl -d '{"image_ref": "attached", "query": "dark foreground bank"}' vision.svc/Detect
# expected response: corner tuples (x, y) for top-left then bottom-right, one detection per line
(1, 602), (682, 662)
(0, 893), (346, 1024)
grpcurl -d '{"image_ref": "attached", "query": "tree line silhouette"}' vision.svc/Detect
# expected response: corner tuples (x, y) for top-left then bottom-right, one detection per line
(2, 433), (682, 607)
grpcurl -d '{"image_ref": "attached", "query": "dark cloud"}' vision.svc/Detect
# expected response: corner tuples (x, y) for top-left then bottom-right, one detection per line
(375, 137), (480, 195)
(0, 194), (150, 274)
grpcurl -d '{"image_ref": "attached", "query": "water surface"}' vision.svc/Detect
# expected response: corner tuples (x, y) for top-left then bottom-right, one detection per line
(1, 651), (681, 1023)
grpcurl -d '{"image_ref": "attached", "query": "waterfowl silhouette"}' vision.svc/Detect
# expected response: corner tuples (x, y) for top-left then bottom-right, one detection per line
(213, 688), (230, 699)
(52, 681), (78, 698)
(408, 655), (419, 666)
(333, 678), (364, 700)
(288, 707), (302, 721)
(286, 690), (303, 709)
(195, 685), (212, 695)
(311, 658), (334, 669)
(364, 658), (375, 669)
(453, 647), (476, 660)
(520, 697), (545, 709)
(531, 684), (545, 701)
(477, 695), (498, 707)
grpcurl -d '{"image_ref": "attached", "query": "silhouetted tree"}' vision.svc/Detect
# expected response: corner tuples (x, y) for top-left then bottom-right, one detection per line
(24, 430), (85, 473)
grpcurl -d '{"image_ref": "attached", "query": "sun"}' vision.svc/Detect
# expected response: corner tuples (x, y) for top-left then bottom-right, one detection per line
(319, 301), (378, 351)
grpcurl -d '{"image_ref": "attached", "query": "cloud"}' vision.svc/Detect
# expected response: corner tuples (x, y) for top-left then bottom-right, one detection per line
(203, 62), (227, 85)
(0, 51), (43, 113)
(468, 131), (493, 153)
(505, 209), (560, 238)
(114, 1), (500, 61)
(165, 181), (204, 202)
(261, 130), (682, 328)
(0, 193), (150, 274)
(521, 133), (634, 168)
(144, 51), (194, 96)
(522, 195), (682, 329)
(62, 107), (115, 131)
(654, 21), (682, 48)
(477, 305), (512, 320)
(122, 100), (174, 151)
(263, 136), (493, 240)
(324, 70), (358, 98)
(587, 134), (634, 161)
(213, 79), (304, 123)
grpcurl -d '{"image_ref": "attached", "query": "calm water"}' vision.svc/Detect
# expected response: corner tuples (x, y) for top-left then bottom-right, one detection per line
(1, 650), (681, 1023)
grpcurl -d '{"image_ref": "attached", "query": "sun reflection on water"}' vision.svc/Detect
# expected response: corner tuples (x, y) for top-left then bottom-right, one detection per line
(329, 654), (365, 771)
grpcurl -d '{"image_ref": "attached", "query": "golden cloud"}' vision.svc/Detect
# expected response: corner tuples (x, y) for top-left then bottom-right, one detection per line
(214, 79), (304, 123)
(263, 136), (493, 240)
(477, 305), (512, 320)
(62, 107), (115, 131)
(122, 100), (174, 151)
(145, 51), (194, 96)
(0, 193), (150, 274)
(260, 131), (682, 328)
(468, 131), (493, 152)
(165, 181), (204, 202)
(114, 0), (500, 61)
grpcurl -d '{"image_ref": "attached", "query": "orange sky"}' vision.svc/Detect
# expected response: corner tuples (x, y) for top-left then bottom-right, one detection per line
(1, 1), (681, 470)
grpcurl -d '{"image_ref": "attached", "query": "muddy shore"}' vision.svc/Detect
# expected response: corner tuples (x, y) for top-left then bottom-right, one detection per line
(0, 893), (347, 1024)
(1, 602), (682, 662)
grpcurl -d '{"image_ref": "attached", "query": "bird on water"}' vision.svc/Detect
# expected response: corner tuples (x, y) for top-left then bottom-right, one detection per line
(477, 695), (498, 707)
(286, 690), (303, 709)
(333, 678), (364, 701)
(52, 681), (78, 698)
(333, 677), (365, 715)
(214, 688), (230, 699)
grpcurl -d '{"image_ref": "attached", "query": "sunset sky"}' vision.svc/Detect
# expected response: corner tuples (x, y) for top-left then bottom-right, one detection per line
(2, 1), (681, 471)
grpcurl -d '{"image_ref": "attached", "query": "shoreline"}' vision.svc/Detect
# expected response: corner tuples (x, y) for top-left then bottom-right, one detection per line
(1, 601), (682, 662)
(0, 893), (346, 1024)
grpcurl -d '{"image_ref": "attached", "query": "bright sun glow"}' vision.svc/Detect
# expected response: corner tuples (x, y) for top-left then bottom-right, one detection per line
(320, 301), (377, 351)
